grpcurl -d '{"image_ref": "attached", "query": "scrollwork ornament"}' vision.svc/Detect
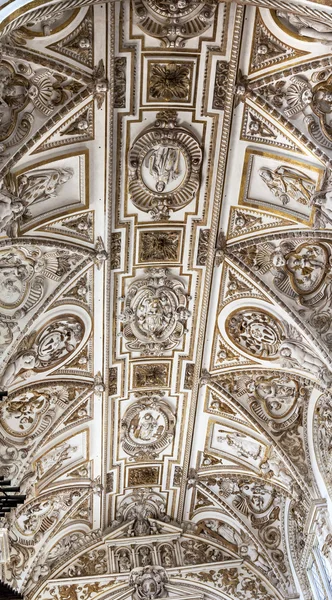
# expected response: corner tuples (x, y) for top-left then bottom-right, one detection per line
(121, 392), (176, 459)
(120, 268), (190, 355)
(132, 0), (217, 48)
(128, 111), (202, 220)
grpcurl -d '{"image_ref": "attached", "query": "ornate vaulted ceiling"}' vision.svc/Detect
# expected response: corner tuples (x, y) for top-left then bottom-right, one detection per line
(0, 1), (332, 600)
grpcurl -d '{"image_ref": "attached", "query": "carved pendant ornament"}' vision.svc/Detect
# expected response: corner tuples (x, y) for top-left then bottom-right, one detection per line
(121, 392), (176, 459)
(132, 0), (217, 48)
(120, 268), (190, 355)
(128, 111), (202, 220)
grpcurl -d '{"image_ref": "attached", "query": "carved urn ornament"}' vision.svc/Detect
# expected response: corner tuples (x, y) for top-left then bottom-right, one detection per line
(121, 392), (176, 459)
(128, 111), (202, 220)
(130, 565), (169, 600)
(132, 1), (217, 47)
(120, 268), (190, 355)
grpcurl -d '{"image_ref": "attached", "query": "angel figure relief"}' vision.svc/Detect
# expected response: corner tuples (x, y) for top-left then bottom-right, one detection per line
(276, 12), (332, 44)
(278, 323), (331, 385)
(259, 165), (315, 207)
(250, 240), (331, 301)
(204, 519), (271, 573)
(91, 60), (109, 109)
(0, 167), (73, 236)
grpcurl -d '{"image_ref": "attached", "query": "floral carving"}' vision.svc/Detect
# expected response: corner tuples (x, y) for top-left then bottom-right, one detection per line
(213, 61), (229, 110)
(128, 111), (202, 220)
(139, 231), (180, 262)
(114, 57), (127, 108)
(120, 268), (190, 355)
(149, 63), (191, 101)
(133, 364), (169, 388)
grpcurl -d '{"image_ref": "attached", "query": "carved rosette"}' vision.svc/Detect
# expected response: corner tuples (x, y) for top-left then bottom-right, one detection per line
(120, 268), (190, 355)
(128, 111), (202, 221)
(132, 0), (217, 48)
(121, 392), (176, 459)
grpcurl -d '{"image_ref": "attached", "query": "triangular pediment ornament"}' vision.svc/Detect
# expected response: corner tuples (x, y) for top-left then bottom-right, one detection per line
(33, 101), (94, 154)
(104, 518), (183, 542)
(47, 7), (94, 68)
(227, 206), (298, 240)
(241, 103), (301, 152)
(249, 11), (307, 74)
(219, 260), (271, 310)
(33, 210), (94, 242)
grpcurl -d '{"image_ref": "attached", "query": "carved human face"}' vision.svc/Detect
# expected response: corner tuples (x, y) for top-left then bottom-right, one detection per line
(79, 37), (90, 49)
(271, 252), (286, 268)
(96, 81), (108, 93)
(302, 88), (313, 105)
(0, 321), (12, 345)
(156, 181), (166, 192)
(77, 119), (89, 131)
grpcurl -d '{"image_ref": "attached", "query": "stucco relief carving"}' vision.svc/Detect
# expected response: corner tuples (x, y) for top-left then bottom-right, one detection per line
(130, 565), (168, 600)
(0, 59), (82, 160)
(226, 308), (330, 382)
(120, 268), (190, 355)
(218, 370), (309, 477)
(128, 110), (202, 220)
(0, 316), (84, 388)
(121, 392), (176, 459)
(234, 239), (332, 365)
(276, 12), (332, 43)
(259, 165), (315, 208)
(14, 488), (84, 541)
(207, 477), (288, 578)
(113, 488), (169, 536)
(0, 167), (74, 236)
(263, 71), (332, 150)
(132, 0), (217, 48)
(315, 392), (332, 487)
(0, 246), (78, 315)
